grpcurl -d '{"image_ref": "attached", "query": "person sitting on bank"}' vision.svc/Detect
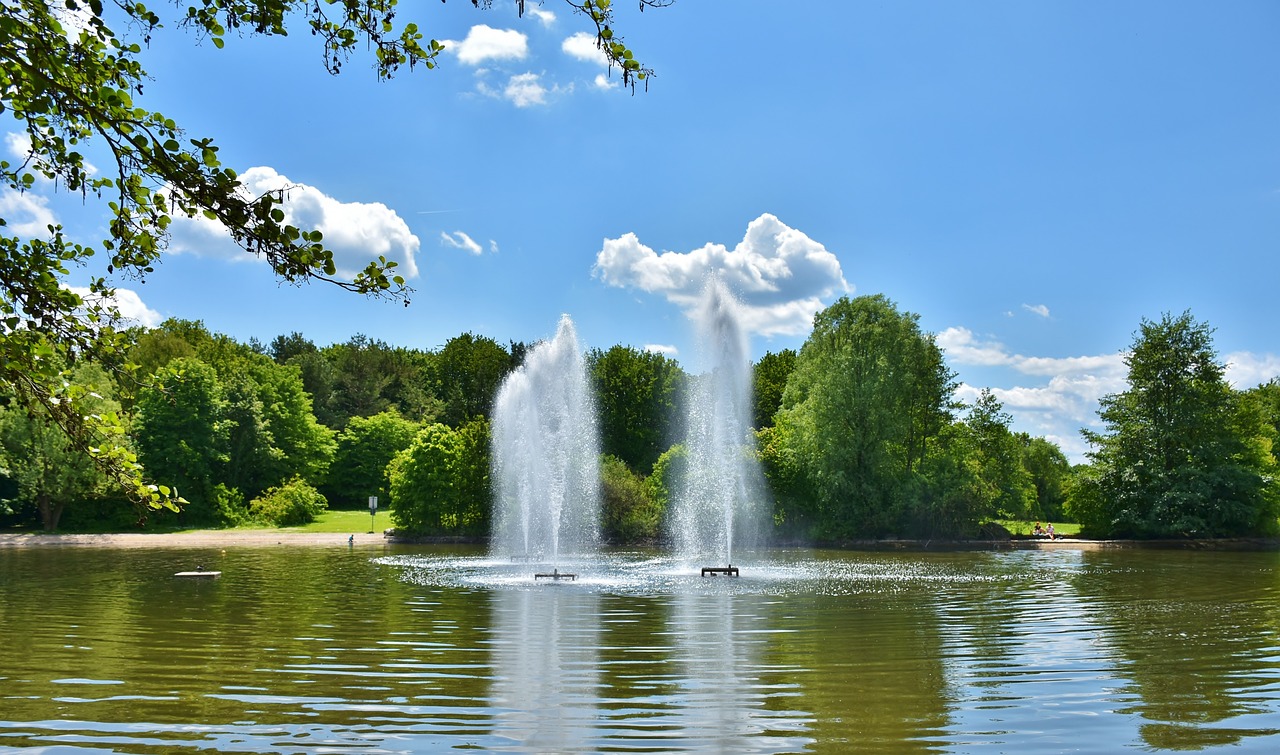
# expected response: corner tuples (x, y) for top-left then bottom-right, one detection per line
(1033, 522), (1045, 537)
(1046, 523), (1056, 540)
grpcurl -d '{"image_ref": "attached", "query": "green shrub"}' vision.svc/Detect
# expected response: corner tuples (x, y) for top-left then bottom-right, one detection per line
(601, 454), (662, 543)
(249, 477), (328, 527)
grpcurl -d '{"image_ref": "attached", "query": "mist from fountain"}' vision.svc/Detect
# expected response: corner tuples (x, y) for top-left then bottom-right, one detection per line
(668, 277), (769, 565)
(490, 314), (601, 564)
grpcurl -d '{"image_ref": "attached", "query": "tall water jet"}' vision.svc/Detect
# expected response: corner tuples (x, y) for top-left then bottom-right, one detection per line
(491, 315), (601, 563)
(668, 277), (769, 565)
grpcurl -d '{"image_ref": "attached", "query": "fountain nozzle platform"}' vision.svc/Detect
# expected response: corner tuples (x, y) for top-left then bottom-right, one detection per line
(534, 568), (576, 581)
(701, 565), (739, 577)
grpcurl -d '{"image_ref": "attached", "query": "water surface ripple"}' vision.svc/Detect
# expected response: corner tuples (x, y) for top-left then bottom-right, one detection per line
(2, 545), (1279, 753)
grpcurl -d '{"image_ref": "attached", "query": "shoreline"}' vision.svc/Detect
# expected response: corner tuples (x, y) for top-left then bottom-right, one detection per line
(3, 530), (1278, 551)
(0, 530), (390, 549)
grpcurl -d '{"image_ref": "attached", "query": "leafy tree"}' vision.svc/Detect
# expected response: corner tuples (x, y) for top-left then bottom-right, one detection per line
(388, 420), (489, 535)
(752, 349), (796, 429)
(589, 345), (685, 474)
(244, 356), (335, 492)
(388, 424), (458, 535)
(324, 409), (419, 509)
(132, 358), (231, 523)
(433, 333), (513, 427)
(1, 0), (661, 514)
(1070, 312), (1278, 537)
(269, 332), (318, 364)
(0, 363), (119, 530)
(775, 295), (955, 538)
(964, 389), (1035, 521)
(130, 321), (334, 500)
(451, 416), (492, 535)
(1018, 433), (1072, 522)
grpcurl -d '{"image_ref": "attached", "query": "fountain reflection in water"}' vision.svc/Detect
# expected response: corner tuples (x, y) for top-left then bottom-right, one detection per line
(491, 314), (601, 565)
(669, 277), (769, 566)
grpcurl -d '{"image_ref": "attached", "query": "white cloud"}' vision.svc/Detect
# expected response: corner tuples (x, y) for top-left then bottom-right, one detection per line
(562, 31), (608, 66)
(443, 25), (529, 65)
(1022, 303), (1050, 318)
(167, 166), (420, 281)
(1225, 351), (1280, 388)
(504, 72), (549, 107)
(441, 230), (483, 255)
(593, 73), (618, 90)
(593, 213), (851, 338)
(0, 189), (56, 238)
(68, 286), (162, 328)
(645, 344), (678, 356)
(942, 327), (1130, 462)
(489, 239), (500, 254)
(528, 7), (556, 26)
(4, 132), (31, 158)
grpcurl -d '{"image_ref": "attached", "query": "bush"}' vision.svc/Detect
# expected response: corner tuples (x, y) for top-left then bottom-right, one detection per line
(249, 478), (328, 527)
(601, 454), (662, 543)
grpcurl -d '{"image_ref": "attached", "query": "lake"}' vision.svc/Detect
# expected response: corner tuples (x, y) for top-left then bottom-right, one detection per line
(1, 543), (1278, 753)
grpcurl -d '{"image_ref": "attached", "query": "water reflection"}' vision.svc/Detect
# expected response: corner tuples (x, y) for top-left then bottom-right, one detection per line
(662, 591), (810, 752)
(1073, 550), (1280, 749)
(931, 550), (1134, 751)
(2, 546), (1280, 753)
(487, 588), (603, 751)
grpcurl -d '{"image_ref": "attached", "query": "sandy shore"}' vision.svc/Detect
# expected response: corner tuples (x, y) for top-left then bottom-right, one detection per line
(0, 529), (389, 549)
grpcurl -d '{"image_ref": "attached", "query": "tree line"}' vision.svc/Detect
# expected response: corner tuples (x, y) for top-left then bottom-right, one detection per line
(1, 298), (1275, 540)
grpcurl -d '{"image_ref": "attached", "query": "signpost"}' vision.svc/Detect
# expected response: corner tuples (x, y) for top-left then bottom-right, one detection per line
(368, 496), (378, 534)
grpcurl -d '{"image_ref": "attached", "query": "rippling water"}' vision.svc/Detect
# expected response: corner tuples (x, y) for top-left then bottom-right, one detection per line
(1, 544), (1279, 753)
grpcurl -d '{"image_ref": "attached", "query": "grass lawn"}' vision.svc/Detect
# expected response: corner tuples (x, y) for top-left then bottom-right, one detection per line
(287, 509), (395, 534)
(997, 519), (1082, 537)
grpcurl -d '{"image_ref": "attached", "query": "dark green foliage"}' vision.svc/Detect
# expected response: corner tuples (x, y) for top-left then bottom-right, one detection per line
(1069, 312), (1278, 538)
(964, 389), (1036, 521)
(433, 333), (513, 427)
(589, 345), (685, 474)
(323, 410), (419, 509)
(133, 358), (230, 524)
(250, 477), (329, 527)
(1018, 433), (1073, 521)
(752, 349), (796, 429)
(600, 454), (662, 542)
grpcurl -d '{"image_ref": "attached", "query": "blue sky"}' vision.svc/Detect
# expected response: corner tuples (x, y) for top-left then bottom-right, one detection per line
(5, 0), (1278, 460)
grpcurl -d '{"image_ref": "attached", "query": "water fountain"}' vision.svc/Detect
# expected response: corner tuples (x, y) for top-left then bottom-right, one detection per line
(490, 314), (601, 566)
(668, 276), (769, 571)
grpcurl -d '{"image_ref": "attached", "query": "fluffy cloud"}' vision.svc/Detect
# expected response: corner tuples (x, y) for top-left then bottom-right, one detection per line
(593, 213), (851, 337)
(68, 286), (163, 328)
(504, 72), (549, 107)
(941, 327), (1129, 461)
(441, 230), (483, 255)
(167, 166), (420, 281)
(0, 189), (56, 238)
(443, 25), (529, 65)
(645, 344), (678, 356)
(562, 31), (608, 66)
(1022, 303), (1050, 318)
(1225, 351), (1280, 389)
(527, 6), (556, 26)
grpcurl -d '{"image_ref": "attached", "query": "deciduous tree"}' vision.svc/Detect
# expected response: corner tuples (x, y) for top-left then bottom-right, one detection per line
(1071, 312), (1278, 537)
